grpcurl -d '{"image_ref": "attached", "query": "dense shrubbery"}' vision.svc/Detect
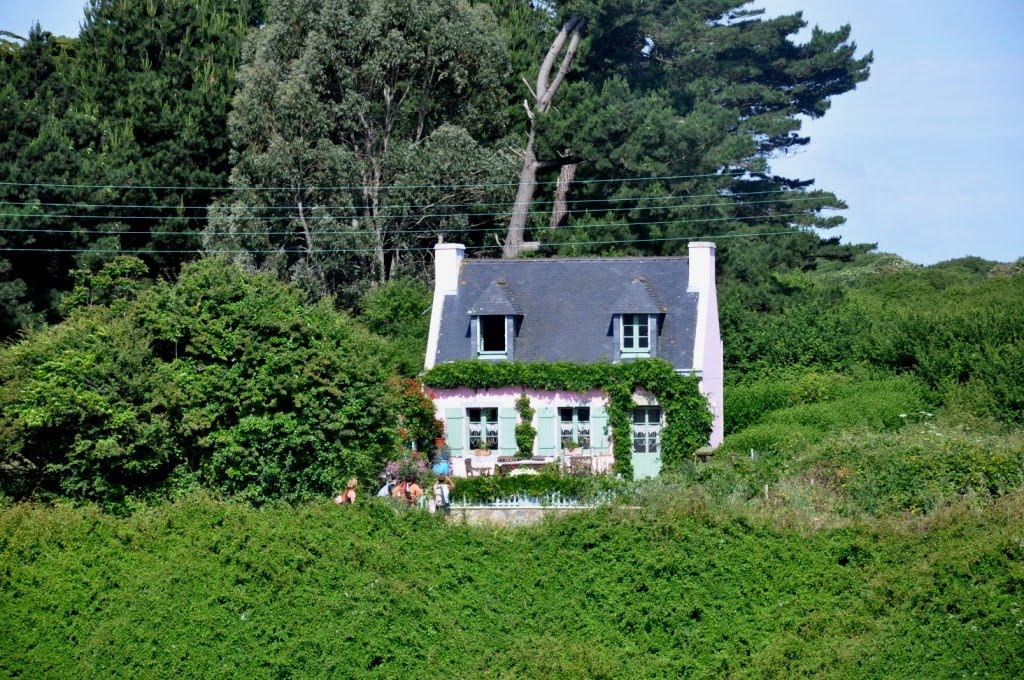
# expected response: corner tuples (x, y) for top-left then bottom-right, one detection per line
(2, 492), (1021, 678)
(854, 271), (1024, 422)
(0, 258), (431, 510)
(0, 254), (1020, 677)
(708, 257), (1024, 518)
(679, 370), (1024, 517)
(357, 278), (432, 377)
(723, 257), (1023, 423)
(725, 373), (931, 447)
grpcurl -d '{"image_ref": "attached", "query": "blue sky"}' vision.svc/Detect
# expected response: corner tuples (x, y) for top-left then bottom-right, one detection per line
(2, 0), (1022, 265)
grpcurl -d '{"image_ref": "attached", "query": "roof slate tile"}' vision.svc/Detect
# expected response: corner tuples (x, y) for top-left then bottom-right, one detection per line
(434, 257), (698, 369)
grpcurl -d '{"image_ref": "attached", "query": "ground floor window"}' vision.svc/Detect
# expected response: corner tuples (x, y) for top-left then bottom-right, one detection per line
(632, 406), (662, 454)
(467, 407), (498, 450)
(559, 407), (591, 450)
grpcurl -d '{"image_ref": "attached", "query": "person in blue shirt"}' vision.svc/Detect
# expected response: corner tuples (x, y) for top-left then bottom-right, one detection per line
(431, 448), (450, 476)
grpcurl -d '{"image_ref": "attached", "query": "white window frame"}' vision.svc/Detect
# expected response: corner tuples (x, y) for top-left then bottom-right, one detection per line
(621, 313), (651, 357)
(477, 315), (507, 358)
(558, 407), (591, 450)
(467, 407), (499, 449)
(632, 406), (662, 455)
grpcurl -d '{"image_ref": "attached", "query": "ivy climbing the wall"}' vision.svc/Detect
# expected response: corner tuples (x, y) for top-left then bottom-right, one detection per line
(422, 360), (712, 478)
(514, 393), (537, 459)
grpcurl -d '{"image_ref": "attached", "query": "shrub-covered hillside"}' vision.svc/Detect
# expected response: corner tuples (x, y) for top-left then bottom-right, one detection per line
(700, 255), (1024, 520)
(1, 251), (1022, 677)
(721, 254), (1023, 423)
(2, 492), (1022, 678)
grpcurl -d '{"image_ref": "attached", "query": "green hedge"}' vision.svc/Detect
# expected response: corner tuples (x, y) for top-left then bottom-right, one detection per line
(449, 470), (625, 503)
(2, 493), (1021, 677)
(0, 258), (408, 509)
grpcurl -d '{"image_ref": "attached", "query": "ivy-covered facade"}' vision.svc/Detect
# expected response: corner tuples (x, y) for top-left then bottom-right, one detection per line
(423, 243), (722, 479)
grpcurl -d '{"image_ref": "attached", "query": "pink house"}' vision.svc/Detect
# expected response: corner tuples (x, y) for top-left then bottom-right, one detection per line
(423, 242), (723, 479)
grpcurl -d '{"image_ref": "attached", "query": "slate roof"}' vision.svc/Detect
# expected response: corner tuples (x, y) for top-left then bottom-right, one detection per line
(466, 279), (521, 316)
(433, 257), (699, 369)
(611, 277), (664, 314)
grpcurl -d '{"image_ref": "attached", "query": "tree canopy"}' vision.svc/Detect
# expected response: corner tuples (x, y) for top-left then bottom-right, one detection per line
(0, 1), (264, 335)
(1, 0), (876, 331)
(492, 0), (872, 273)
(204, 0), (519, 302)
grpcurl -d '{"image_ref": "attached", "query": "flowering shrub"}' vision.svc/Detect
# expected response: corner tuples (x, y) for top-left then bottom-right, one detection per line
(390, 377), (444, 451)
(385, 448), (432, 478)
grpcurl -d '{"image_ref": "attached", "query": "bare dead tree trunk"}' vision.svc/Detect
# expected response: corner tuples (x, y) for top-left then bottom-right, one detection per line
(549, 155), (577, 229)
(504, 126), (539, 258)
(502, 16), (586, 259)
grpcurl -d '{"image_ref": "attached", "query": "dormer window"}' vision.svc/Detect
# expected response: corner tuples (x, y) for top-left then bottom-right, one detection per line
(478, 315), (507, 354)
(468, 280), (519, 361)
(613, 277), (662, 361)
(621, 314), (650, 353)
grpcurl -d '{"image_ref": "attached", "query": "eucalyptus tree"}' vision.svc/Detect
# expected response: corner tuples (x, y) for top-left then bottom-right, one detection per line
(206, 0), (517, 302)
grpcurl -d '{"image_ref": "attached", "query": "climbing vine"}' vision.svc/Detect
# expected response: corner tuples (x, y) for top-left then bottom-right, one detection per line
(422, 360), (712, 477)
(514, 393), (537, 460)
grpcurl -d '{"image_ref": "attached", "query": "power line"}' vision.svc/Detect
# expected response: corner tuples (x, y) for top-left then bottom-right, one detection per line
(0, 225), (821, 254)
(0, 186), (813, 213)
(0, 196), (836, 234)
(0, 170), (757, 193)
(0, 211), (826, 244)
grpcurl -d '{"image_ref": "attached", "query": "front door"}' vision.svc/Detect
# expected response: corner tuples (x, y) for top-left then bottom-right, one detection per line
(631, 406), (662, 479)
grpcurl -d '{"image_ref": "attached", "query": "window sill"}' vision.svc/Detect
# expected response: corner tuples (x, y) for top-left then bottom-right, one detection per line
(477, 352), (508, 361)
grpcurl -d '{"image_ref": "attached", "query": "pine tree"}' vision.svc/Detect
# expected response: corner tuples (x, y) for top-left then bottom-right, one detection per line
(488, 0), (872, 271)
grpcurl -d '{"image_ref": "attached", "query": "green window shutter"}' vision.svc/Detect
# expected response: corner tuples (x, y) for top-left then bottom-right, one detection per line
(536, 407), (556, 456)
(498, 408), (517, 455)
(591, 406), (609, 452)
(444, 408), (465, 455)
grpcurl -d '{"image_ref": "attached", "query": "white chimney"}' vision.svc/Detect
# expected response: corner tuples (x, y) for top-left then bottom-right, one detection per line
(425, 243), (465, 369)
(687, 241), (724, 447)
(687, 241), (715, 293)
(434, 242), (465, 297)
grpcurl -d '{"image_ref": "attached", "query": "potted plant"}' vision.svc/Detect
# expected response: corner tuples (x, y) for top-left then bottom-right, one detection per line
(474, 440), (493, 456)
(563, 440), (580, 453)
(432, 419), (446, 450)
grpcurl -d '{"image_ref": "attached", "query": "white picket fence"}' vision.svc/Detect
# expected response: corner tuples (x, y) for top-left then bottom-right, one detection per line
(451, 489), (617, 509)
